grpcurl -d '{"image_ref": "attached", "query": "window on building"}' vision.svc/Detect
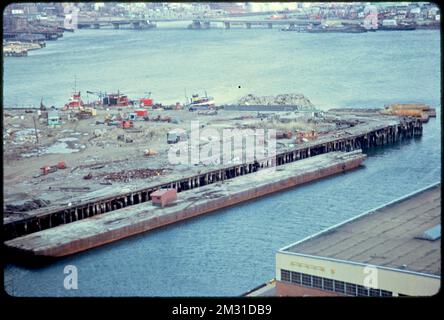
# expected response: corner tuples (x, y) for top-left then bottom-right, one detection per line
(302, 274), (312, 287)
(312, 276), (322, 289)
(280, 270), (388, 298)
(290, 271), (301, 284)
(346, 283), (357, 296)
(369, 288), (381, 297)
(323, 278), (334, 292)
(357, 285), (369, 296)
(381, 290), (393, 297)
(281, 269), (290, 282)
(334, 280), (345, 294)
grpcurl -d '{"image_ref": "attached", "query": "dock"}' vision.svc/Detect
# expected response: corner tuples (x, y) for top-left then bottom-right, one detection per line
(3, 115), (422, 241)
(5, 151), (366, 257)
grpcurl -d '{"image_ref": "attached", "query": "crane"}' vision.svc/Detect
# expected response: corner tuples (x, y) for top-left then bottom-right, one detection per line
(86, 90), (107, 99)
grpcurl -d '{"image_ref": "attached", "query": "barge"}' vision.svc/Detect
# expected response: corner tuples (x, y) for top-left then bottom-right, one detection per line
(5, 151), (366, 258)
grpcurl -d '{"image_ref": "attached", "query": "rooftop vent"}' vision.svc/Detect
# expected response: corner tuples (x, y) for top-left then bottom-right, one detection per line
(415, 224), (441, 241)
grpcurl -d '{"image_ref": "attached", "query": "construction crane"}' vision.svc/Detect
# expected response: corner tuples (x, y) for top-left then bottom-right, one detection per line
(86, 90), (107, 99)
(86, 90), (107, 106)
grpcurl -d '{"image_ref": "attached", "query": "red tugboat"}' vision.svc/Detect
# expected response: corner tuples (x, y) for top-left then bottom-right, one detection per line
(64, 77), (84, 109)
(65, 91), (83, 109)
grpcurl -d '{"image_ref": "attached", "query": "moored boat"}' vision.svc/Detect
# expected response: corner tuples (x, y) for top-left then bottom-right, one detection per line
(307, 24), (367, 33)
(378, 23), (416, 31)
(188, 93), (215, 111)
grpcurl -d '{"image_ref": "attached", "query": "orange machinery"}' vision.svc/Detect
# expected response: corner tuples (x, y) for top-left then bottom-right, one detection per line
(41, 161), (67, 175)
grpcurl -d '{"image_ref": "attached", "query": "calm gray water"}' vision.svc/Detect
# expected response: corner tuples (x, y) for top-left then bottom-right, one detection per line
(3, 27), (441, 296)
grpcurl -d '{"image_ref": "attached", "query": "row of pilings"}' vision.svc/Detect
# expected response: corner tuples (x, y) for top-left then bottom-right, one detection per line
(3, 118), (422, 240)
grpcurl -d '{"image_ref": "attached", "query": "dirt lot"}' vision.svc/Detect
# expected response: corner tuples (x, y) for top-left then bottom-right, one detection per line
(3, 106), (320, 209)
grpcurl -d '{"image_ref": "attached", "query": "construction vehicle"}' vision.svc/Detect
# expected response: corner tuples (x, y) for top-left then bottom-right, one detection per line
(167, 129), (187, 144)
(152, 115), (171, 122)
(79, 106), (97, 116)
(40, 161), (67, 175)
(76, 106), (97, 119)
(120, 120), (134, 129)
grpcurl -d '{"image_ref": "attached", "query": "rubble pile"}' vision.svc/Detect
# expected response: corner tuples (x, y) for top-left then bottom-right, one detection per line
(237, 93), (315, 109)
(97, 168), (168, 182)
(5, 198), (50, 213)
(5, 128), (41, 145)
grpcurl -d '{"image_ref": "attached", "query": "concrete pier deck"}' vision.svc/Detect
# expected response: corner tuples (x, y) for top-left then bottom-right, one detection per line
(5, 151), (366, 258)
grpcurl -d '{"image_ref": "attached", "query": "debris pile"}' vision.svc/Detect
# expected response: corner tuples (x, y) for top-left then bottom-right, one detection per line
(238, 93), (314, 109)
(92, 168), (168, 182)
(5, 128), (41, 145)
(5, 198), (50, 213)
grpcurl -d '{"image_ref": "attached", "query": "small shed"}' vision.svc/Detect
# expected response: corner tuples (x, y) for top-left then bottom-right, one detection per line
(151, 188), (177, 207)
(47, 110), (60, 126)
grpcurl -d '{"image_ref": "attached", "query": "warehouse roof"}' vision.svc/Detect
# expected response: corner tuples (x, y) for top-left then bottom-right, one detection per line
(283, 183), (441, 276)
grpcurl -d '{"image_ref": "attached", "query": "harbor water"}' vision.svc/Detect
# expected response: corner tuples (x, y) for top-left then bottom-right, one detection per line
(3, 27), (441, 296)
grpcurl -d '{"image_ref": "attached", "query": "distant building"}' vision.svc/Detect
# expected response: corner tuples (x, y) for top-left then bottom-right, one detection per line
(94, 3), (105, 11)
(3, 15), (29, 32)
(209, 3), (246, 14)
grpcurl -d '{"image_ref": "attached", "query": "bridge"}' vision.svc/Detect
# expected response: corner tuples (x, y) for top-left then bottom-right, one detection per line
(188, 18), (322, 29)
(72, 16), (323, 30)
(76, 17), (157, 29)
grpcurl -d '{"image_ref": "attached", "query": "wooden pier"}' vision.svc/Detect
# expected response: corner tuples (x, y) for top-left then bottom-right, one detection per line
(3, 116), (422, 241)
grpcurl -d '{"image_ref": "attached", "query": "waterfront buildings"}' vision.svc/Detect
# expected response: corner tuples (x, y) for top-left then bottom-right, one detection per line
(274, 184), (440, 296)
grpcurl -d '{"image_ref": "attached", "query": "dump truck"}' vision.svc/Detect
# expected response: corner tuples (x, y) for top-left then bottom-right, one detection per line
(167, 129), (188, 144)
